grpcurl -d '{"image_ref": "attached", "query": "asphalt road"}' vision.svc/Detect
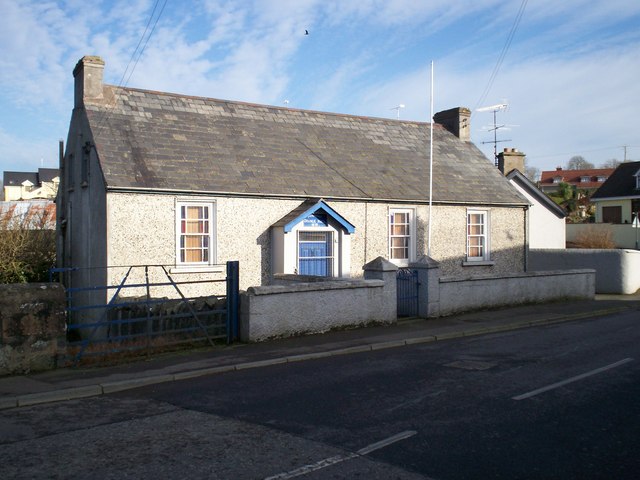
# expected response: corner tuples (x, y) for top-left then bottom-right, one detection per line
(1, 311), (638, 479)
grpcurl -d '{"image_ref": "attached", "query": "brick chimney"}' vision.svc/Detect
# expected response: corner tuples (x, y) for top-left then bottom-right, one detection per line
(73, 56), (105, 107)
(433, 107), (471, 142)
(497, 148), (526, 175)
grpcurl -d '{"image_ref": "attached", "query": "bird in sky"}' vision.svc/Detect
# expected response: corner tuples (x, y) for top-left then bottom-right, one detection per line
(305, 30), (309, 35)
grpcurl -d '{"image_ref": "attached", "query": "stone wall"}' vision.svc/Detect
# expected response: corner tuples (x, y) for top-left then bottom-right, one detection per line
(0, 283), (66, 375)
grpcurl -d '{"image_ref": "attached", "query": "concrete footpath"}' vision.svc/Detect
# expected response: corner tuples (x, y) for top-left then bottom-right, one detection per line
(2, 294), (639, 410)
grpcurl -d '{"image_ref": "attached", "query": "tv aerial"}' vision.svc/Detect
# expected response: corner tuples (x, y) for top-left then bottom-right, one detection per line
(390, 104), (405, 120)
(477, 103), (517, 166)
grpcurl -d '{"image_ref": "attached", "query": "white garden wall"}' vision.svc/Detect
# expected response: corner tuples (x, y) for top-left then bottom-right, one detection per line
(530, 248), (640, 294)
(239, 257), (397, 342)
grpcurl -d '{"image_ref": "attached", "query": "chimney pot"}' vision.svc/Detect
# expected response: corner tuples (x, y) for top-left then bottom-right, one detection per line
(497, 147), (526, 175)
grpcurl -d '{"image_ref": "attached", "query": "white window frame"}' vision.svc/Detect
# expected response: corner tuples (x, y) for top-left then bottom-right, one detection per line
(465, 209), (491, 264)
(388, 207), (416, 267)
(174, 200), (217, 270)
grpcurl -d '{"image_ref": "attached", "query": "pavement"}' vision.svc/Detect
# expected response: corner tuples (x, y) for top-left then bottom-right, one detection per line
(2, 293), (639, 411)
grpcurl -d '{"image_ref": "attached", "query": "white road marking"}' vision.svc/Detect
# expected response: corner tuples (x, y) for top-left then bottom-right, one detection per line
(263, 430), (417, 480)
(512, 358), (634, 401)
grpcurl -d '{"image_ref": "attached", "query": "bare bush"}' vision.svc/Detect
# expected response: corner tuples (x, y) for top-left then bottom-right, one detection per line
(571, 227), (617, 249)
(0, 203), (56, 283)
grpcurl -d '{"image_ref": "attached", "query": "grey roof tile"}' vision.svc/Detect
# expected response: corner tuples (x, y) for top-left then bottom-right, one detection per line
(591, 161), (640, 199)
(86, 86), (527, 205)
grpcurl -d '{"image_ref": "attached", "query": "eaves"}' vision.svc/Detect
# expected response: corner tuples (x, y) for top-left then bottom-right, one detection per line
(591, 194), (640, 202)
(105, 185), (529, 208)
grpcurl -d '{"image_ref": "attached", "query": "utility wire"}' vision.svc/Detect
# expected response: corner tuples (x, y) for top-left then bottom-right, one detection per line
(92, 0), (169, 136)
(531, 145), (640, 160)
(116, 0), (161, 91)
(473, 0), (528, 113)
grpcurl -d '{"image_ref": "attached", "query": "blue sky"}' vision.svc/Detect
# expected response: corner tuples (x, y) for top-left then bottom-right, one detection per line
(1, 0), (639, 182)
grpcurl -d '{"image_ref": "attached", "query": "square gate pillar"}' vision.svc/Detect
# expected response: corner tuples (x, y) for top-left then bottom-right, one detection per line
(409, 256), (441, 318)
(363, 256), (398, 321)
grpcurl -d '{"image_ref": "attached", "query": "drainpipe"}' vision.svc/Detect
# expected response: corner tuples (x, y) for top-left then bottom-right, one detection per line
(524, 206), (529, 271)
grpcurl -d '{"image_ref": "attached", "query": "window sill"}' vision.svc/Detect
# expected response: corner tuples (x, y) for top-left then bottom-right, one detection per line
(462, 260), (495, 267)
(170, 265), (225, 274)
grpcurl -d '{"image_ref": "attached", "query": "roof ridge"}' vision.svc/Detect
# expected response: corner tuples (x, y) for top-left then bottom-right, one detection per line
(107, 84), (435, 126)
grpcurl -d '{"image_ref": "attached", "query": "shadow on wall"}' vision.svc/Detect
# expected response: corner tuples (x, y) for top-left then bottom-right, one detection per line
(529, 248), (640, 294)
(257, 228), (271, 286)
(426, 245), (527, 278)
(255, 219), (527, 284)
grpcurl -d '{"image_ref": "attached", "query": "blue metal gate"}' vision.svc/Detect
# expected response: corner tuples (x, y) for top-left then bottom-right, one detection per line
(397, 268), (419, 317)
(51, 261), (239, 366)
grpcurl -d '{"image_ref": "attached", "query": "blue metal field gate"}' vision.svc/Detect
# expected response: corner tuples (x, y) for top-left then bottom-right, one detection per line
(51, 261), (239, 366)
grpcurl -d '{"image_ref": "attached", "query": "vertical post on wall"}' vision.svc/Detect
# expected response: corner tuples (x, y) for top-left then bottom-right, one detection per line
(634, 211), (639, 250)
(427, 60), (434, 257)
(226, 261), (239, 343)
(144, 265), (152, 356)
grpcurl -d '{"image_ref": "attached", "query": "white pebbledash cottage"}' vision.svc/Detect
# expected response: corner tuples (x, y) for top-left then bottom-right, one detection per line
(58, 56), (529, 304)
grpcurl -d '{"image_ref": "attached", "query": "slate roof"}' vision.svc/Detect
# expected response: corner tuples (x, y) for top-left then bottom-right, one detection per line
(2, 169), (59, 187)
(38, 168), (60, 183)
(3, 171), (38, 187)
(85, 86), (527, 206)
(591, 161), (640, 200)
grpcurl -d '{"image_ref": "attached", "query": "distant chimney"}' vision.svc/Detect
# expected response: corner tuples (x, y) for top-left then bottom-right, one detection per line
(73, 56), (105, 107)
(433, 107), (471, 142)
(497, 148), (526, 175)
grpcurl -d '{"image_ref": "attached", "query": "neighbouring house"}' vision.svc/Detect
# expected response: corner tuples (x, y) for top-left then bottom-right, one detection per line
(539, 167), (613, 194)
(497, 149), (566, 249)
(58, 56), (530, 315)
(591, 161), (640, 224)
(2, 168), (59, 201)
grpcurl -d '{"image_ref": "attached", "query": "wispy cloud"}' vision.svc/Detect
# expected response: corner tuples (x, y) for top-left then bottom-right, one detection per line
(0, 0), (639, 172)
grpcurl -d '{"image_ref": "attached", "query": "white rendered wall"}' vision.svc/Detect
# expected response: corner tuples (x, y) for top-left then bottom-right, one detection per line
(105, 193), (527, 295)
(530, 248), (640, 294)
(509, 180), (565, 249)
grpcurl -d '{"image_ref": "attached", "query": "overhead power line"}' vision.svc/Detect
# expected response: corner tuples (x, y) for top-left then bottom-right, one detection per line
(93, 0), (169, 136)
(473, 0), (528, 113)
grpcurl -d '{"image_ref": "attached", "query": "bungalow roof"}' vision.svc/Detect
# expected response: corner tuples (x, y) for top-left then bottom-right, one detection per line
(84, 85), (527, 206)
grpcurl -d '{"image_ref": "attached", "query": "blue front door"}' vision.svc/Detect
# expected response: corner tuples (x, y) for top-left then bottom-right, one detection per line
(298, 231), (333, 276)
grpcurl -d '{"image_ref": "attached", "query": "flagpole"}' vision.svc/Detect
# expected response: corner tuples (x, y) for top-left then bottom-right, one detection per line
(427, 61), (434, 257)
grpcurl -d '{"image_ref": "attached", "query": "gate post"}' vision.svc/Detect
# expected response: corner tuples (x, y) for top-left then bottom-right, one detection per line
(409, 256), (441, 318)
(226, 261), (240, 343)
(363, 256), (398, 322)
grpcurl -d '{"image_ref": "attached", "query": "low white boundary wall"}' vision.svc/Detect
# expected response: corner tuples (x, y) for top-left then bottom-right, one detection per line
(411, 257), (596, 318)
(530, 248), (640, 294)
(239, 256), (599, 343)
(435, 269), (595, 316)
(240, 257), (397, 342)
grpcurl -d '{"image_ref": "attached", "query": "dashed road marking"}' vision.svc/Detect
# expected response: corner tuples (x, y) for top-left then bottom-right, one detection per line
(512, 358), (634, 400)
(264, 430), (417, 479)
